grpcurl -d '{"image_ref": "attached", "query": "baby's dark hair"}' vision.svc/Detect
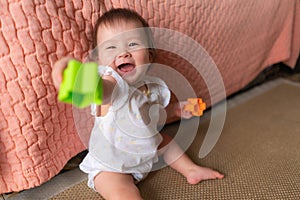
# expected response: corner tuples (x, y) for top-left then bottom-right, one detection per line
(93, 8), (156, 60)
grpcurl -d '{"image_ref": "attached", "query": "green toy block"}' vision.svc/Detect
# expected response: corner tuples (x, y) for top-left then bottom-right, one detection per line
(58, 59), (102, 108)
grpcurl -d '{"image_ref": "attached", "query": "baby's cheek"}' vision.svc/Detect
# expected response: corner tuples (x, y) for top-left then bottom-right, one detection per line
(99, 53), (116, 66)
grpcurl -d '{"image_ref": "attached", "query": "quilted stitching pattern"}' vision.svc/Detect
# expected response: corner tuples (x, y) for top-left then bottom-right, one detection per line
(0, 0), (299, 193)
(0, 0), (100, 193)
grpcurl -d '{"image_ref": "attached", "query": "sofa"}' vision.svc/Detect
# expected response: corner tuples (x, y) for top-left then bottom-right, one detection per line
(0, 0), (299, 193)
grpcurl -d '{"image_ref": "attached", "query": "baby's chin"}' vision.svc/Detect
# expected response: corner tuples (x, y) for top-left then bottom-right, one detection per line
(122, 66), (149, 86)
(122, 75), (144, 86)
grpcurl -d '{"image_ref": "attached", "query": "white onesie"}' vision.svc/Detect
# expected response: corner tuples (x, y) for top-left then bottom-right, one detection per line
(79, 66), (171, 189)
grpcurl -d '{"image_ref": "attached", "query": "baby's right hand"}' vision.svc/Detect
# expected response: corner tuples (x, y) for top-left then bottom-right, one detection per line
(51, 57), (73, 89)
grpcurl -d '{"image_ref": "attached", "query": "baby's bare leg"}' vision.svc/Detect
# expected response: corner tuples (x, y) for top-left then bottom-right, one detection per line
(159, 133), (224, 184)
(94, 172), (143, 200)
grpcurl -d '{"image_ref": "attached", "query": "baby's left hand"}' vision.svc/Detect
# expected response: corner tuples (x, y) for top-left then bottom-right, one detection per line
(174, 98), (206, 119)
(174, 101), (193, 119)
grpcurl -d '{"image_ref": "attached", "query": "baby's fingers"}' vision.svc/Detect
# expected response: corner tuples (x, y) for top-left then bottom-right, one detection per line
(181, 110), (193, 119)
(52, 57), (73, 89)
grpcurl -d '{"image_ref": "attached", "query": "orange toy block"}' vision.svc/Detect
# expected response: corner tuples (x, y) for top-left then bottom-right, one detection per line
(184, 98), (206, 116)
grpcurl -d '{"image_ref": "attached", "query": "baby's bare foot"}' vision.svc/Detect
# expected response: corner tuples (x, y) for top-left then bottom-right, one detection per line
(186, 166), (224, 185)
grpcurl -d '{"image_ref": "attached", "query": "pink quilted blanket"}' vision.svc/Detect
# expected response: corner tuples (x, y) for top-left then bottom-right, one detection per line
(0, 0), (299, 193)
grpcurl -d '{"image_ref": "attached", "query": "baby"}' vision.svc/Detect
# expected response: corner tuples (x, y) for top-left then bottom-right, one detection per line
(52, 8), (223, 200)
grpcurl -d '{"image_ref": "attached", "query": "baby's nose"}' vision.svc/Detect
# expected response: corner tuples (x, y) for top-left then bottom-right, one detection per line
(117, 48), (131, 58)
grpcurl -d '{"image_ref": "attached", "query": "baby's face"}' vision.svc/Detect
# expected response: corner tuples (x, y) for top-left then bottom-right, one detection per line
(97, 20), (151, 85)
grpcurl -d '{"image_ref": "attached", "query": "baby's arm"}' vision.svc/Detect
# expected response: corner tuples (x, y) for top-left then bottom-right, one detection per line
(101, 75), (117, 105)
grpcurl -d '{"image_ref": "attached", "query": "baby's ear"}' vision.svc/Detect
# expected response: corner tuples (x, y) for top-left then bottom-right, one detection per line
(148, 49), (156, 63)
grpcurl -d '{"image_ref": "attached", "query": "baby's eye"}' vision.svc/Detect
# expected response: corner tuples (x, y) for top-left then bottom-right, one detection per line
(106, 46), (116, 50)
(128, 42), (139, 47)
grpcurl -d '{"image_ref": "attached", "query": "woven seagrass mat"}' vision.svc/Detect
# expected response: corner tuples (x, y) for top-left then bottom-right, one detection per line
(50, 79), (300, 200)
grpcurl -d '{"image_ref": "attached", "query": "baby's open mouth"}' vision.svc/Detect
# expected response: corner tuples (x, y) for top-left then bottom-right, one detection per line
(117, 63), (135, 73)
